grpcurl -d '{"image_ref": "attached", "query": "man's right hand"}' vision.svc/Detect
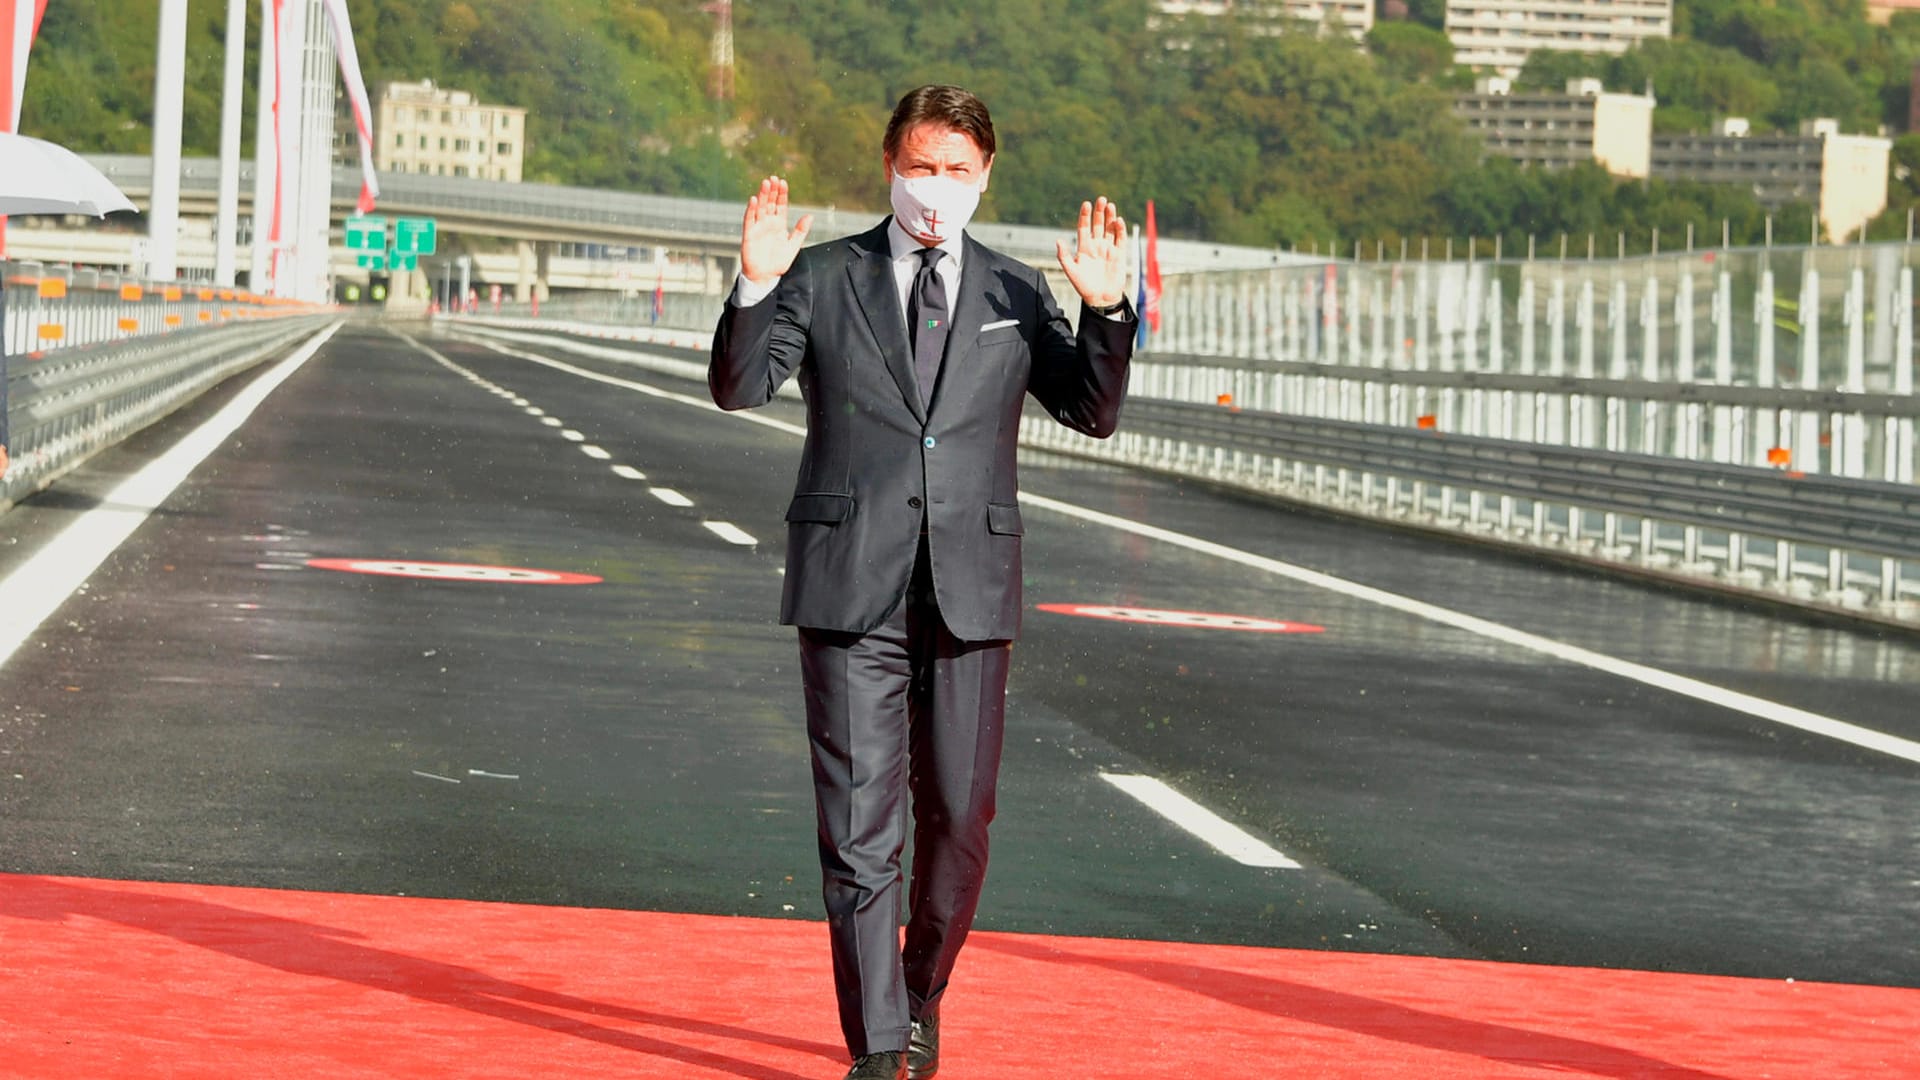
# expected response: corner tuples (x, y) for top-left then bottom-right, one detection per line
(740, 176), (814, 288)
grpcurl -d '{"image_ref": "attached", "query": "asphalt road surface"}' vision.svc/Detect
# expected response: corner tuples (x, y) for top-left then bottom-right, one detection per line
(2, 322), (1914, 990)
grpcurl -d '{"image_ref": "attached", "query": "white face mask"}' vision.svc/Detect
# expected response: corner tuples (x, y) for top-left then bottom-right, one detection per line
(890, 171), (981, 245)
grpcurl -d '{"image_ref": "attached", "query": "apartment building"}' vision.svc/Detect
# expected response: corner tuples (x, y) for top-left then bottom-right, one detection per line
(1453, 77), (1656, 177)
(361, 79), (528, 183)
(1445, 0), (1672, 76)
(1154, 0), (1374, 42)
(1653, 119), (1892, 241)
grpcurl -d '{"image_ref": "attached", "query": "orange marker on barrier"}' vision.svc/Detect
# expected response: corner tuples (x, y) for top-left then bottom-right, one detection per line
(197, 311), (213, 322)
(164, 314), (183, 327)
(1416, 414), (1438, 430)
(163, 286), (183, 302)
(197, 288), (215, 302)
(120, 285), (144, 302)
(1216, 393), (1233, 407)
(37, 324), (64, 341)
(36, 278), (67, 299)
(219, 289), (235, 301)
(118, 318), (139, 332)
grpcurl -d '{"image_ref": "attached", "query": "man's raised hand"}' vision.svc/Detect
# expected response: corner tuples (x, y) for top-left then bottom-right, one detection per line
(1055, 196), (1127, 310)
(740, 176), (814, 287)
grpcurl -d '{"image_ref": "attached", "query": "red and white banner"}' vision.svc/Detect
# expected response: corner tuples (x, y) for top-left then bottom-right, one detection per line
(1, 0), (47, 131)
(1, 0), (50, 255)
(319, 0), (377, 214)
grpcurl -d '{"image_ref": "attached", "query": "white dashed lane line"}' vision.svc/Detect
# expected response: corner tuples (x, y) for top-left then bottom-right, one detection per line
(650, 488), (694, 507)
(612, 465), (646, 481)
(540, 417), (563, 427)
(560, 429), (585, 442)
(1100, 773), (1302, 869)
(702, 521), (757, 546)
(581, 445), (612, 460)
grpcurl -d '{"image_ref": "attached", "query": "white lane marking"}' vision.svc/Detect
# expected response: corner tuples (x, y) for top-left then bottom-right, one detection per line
(451, 334), (807, 438)
(511, 398), (530, 406)
(442, 331), (1920, 766)
(1100, 773), (1301, 869)
(611, 465), (647, 481)
(560, 429), (585, 442)
(525, 407), (545, 416)
(580, 445), (612, 460)
(703, 521), (757, 546)
(1024, 493), (1920, 768)
(412, 770), (461, 784)
(0, 322), (344, 671)
(651, 487), (693, 507)
(467, 769), (520, 780)
(540, 417), (563, 427)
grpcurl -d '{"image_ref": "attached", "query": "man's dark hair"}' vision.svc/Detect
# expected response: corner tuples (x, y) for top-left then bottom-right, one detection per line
(883, 85), (996, 163)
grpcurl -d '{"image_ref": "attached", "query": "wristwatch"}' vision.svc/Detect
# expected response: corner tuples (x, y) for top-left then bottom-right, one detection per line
(1087, 297), (1127, 316)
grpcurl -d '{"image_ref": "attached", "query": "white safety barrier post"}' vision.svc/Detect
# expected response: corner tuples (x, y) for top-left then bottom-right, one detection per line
(1713, 270), (1734, 462)
(1755, 268), (1777, 467)
(1546, 275), (1566, 444)
(1840, 268), (1866, 478)
(1798, 269), (1822, 474)
(1896, 268), (1915, 487)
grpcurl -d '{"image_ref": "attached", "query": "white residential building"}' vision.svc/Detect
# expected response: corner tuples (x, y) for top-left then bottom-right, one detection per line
(364, 79), (528, 183)
(1445, 0), (1673, 77)
(1155, 0), (1374, 42)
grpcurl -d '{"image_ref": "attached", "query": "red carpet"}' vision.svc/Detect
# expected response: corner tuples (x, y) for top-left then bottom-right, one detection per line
(1, 874), (1913, 1078)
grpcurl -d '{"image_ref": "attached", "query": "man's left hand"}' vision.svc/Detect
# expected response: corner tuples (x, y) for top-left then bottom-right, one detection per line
(1055, 197), (1127, 310)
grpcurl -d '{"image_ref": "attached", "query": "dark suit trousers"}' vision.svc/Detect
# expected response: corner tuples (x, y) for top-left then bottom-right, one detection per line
(796, 538), (1011, 1057)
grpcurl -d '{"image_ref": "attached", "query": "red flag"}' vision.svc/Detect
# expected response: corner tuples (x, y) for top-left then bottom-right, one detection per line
(1, 0), (50, 257)
(1143, 199), (1163, 333)
(652, 271), (665, 323)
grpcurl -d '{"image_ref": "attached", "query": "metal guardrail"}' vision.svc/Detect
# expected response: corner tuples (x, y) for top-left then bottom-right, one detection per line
(2, 309), (332, 512)
(1023, 400), (1920, 624)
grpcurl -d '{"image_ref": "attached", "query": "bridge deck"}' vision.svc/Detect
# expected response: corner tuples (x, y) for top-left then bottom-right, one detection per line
(0, 324), (1915, 1077)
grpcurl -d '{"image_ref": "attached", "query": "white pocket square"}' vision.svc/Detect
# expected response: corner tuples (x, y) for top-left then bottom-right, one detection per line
(980, 319), (1019, 333)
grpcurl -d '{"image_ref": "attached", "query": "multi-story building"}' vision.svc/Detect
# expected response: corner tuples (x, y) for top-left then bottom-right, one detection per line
(349, 79), (528, 183)
(1445, 0), (1673, 77)
(1154, 0), (1374, 42)
(1652, 119), (1892, 242)
(1453, 77), (1655, 177)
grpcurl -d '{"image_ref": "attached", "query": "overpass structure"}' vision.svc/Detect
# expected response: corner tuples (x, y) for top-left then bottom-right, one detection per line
(37, 155), (1310, 303)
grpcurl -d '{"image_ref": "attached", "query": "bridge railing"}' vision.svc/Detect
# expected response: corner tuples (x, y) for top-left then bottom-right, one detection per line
(2, 257), (333, 512)
(447, 230), (1920, 627)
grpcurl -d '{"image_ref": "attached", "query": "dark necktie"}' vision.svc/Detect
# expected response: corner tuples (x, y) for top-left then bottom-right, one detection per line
(907, 247), (948, 410)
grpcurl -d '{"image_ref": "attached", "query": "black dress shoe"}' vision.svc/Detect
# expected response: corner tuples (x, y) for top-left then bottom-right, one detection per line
(844, 1051), (905, 1080)
(908, 1014), (939, 1079)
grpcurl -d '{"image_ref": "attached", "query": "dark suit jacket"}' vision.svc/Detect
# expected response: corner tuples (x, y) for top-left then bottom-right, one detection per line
(709, 219), (1135, 641)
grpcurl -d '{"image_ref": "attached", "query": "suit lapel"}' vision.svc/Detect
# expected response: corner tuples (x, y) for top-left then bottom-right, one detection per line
(845, 222), (925, 425)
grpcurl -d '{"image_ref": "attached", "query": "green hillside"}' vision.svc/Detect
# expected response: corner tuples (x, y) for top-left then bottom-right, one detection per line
(17, 0), (1920, 249)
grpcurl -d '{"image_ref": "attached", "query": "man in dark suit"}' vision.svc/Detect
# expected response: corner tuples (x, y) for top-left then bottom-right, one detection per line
(709, 84), (1134, 1080)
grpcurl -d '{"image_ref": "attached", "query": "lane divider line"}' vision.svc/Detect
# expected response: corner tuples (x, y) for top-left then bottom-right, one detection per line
(1023, 492), (1920, 769)
(580, 445), (612, 461)
(540, 417), (564, 428)
(611, 465), (647, 481)
(452, 330), (1920, 770)
(1100, 773), (1302, 869)
(0, 321), (345, 671)
(702, 521), (757, 546)
(560, 429), (585, 442)
(651, 488), (693, 507)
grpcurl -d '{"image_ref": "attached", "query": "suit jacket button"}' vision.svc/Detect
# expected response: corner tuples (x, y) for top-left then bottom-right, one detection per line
(923, 436), (937, 449)
(908, 496), (923, 509)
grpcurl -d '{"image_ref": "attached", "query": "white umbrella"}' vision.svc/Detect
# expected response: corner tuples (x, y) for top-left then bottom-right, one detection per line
(0, 131), (137, 217)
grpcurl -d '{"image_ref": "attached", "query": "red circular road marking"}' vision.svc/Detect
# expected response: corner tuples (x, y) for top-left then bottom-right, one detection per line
(305, 559), (602, 585)
(1036, 604), (1323, 633)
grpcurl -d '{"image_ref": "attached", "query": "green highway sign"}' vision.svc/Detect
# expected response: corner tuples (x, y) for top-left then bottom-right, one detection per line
(344, 215), (386, 252)
(394, 217), (437, 256)
(356, 253), (387, 270)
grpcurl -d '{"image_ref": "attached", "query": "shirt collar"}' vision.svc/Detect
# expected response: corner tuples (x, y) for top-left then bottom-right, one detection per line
(887, 216), (964, 269)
